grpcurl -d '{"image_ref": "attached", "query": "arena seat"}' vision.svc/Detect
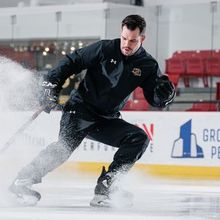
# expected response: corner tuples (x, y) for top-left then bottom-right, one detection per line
(133, 87), (145, 100)
(165, 58), (185, 87)
(166, 50), (220, 88)
(122, 99), (149, 111)
(173, 50), (195, 59)
(0, 46), (36, 68)
(212, 50), (220, 58)
(186, 102), (217, 111)
(205, 57), (220, 77)
(185, 57), (208, 87)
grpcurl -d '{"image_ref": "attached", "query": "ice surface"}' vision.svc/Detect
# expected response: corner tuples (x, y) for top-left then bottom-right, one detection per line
(0, 170), (220, 220)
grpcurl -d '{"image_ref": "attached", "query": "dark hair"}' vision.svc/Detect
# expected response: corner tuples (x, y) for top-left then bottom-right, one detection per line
(121, 14), (146, 35)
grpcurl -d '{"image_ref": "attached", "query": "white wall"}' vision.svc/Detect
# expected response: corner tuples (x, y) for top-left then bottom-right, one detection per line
(0, 3), (147, 40)
(0, 2), (219, 71)
(0, 3), (107, 40)
(144, 6), (170, 71)
(168, 3), (220, 57)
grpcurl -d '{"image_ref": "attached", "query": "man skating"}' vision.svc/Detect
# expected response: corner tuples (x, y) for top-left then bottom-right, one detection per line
(10, 14), (175, 207)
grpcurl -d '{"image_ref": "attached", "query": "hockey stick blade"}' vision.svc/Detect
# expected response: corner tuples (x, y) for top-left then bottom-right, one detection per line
(0, 106), (45, 154)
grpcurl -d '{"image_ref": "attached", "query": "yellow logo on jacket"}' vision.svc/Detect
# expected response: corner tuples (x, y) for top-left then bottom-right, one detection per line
(132, 68), (141, 76)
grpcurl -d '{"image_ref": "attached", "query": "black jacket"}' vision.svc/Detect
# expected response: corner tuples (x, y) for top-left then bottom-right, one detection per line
(48, 39), (171, 116)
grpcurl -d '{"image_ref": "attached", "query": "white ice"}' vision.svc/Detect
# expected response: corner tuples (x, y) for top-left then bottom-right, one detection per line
(0, 169), (220, 220)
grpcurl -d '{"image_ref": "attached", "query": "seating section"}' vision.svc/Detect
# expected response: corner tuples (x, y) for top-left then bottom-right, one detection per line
(186, 102), (218, 111)
(123, 99), (149, 111)
(122, 87), (149, 111)
(133, 87), (145, 99)
(165, 58), (184, 87)
(0, 46), (36, 69)
(122, 84), (219, 112)
(205, 58), (220, 77)
(166, 49), (220, 87)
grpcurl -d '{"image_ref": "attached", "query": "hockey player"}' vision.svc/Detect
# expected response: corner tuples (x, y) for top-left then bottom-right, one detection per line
(9, 14), (175, 207)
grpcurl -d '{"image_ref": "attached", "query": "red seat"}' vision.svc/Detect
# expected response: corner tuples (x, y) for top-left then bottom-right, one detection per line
(166, 50), (220, 88)
(133, 87), (145, 100)
(168, 74), (180, 88)
(166, 58), (185, 74)
(185, 58), (208, 87)
(122, 99), (149, 111)
(173, 50), (195, 59)
(165, 58), (185, 87)
(212, 50), (220, 58)
(193, 50), (213, 59)
(205, 58), (220, 77)
(186, 102), (217, 111)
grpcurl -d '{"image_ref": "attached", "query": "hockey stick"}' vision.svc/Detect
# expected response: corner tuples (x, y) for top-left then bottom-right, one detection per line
(0, 106), (45, 154)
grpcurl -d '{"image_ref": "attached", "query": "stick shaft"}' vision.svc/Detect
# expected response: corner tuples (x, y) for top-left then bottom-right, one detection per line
(0, 106), (45, 153)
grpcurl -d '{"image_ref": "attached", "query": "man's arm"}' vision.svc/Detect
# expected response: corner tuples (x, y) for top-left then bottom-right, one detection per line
(47, 40), (103, 90)
(40, 40), (103, 112)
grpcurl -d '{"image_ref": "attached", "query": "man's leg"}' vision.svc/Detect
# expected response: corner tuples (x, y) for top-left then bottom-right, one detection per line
(9, 111), (95, 205)
(89, 118), (149, 206)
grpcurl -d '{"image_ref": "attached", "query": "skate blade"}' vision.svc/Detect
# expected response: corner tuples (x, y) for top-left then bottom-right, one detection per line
(13, 194), (39, 206)
(90, 194), (133, 208)
(90, 195), (112, 208)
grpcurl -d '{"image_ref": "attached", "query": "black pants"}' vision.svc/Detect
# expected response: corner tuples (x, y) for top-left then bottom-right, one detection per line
(59, 106), (149, 173)
(17, 105), (149, 183)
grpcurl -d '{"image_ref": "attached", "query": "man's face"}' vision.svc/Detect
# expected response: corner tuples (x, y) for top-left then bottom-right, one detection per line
(120, 25), (145, 56)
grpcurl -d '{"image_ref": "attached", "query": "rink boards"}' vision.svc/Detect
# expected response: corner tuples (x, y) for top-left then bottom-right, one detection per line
(0, 111), (220, 179)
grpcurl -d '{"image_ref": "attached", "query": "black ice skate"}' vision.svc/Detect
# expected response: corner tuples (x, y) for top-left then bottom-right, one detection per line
(9, 178), (41, 206)
(90, 166), (133, 208)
